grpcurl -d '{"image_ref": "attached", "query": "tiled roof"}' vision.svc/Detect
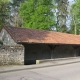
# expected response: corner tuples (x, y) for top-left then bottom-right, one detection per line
(2, 26), (80, 45)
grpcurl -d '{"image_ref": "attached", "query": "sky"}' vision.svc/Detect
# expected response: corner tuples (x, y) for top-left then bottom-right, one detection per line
(68, 0), (75, 5)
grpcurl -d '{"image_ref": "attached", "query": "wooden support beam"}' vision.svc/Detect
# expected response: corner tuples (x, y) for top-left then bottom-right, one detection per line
(48, 45), (58, 59)
(72, 45), (79, 50)
(72, 45), (79, 57)
(48, 45), (57, 50)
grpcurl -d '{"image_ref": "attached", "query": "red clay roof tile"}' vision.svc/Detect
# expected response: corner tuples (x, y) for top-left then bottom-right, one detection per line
(2, 26), (80, 45)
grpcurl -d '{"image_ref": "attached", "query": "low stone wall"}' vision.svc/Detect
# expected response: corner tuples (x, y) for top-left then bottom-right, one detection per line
(0, 45), (24, 66)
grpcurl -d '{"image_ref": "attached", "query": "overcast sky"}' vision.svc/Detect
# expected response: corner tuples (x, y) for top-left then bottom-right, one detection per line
(68, 0), (75, 4)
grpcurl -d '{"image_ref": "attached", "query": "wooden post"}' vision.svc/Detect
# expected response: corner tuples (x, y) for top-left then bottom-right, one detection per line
(48, 45), (57, 59)
(72, 46), (79, 57)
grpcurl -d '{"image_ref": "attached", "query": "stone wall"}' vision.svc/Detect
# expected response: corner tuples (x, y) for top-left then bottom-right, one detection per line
(0, 45), (24, 66)
(1, 29), (17, 46)
(0, 43), (80, 65)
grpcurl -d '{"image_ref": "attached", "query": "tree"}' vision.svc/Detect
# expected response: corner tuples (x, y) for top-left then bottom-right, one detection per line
(0, 0), (9, 3)
(54, 0), (69, 32)
(8, 0), (25, 27)
(0, 0), (10, 28)
(19, 0), (55, 30)
(70, 0), (80, 35)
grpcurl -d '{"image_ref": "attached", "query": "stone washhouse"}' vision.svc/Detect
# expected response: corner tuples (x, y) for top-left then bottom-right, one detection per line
(0, 26), (80, 65)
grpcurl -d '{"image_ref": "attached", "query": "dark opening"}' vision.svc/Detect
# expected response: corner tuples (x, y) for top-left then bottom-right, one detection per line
(23, 44), (36, 65)
(22, 43), (80, 65)
(24, 60), (36, 65)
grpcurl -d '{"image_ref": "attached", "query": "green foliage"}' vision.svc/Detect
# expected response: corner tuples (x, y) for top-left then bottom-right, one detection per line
(19, 0), (55, 30)
(0, 0), (9, 3)
(0, 0), (10, 29)
(70, 0), (80, 34)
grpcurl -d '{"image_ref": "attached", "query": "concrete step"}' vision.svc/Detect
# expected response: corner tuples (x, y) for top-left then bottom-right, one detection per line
(36, 56), (80, 64)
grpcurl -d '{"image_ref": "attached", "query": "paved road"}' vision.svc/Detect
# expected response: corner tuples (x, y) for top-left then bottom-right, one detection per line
(0, 62), (80, 80)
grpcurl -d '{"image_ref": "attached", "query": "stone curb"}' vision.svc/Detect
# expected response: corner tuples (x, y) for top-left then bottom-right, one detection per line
(36, 56), (80, 64)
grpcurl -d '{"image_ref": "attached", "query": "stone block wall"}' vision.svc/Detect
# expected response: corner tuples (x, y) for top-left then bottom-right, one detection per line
(0, 45), (24, 66)
(1, 29), (17, 46)
(0, 44), (80, 65)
